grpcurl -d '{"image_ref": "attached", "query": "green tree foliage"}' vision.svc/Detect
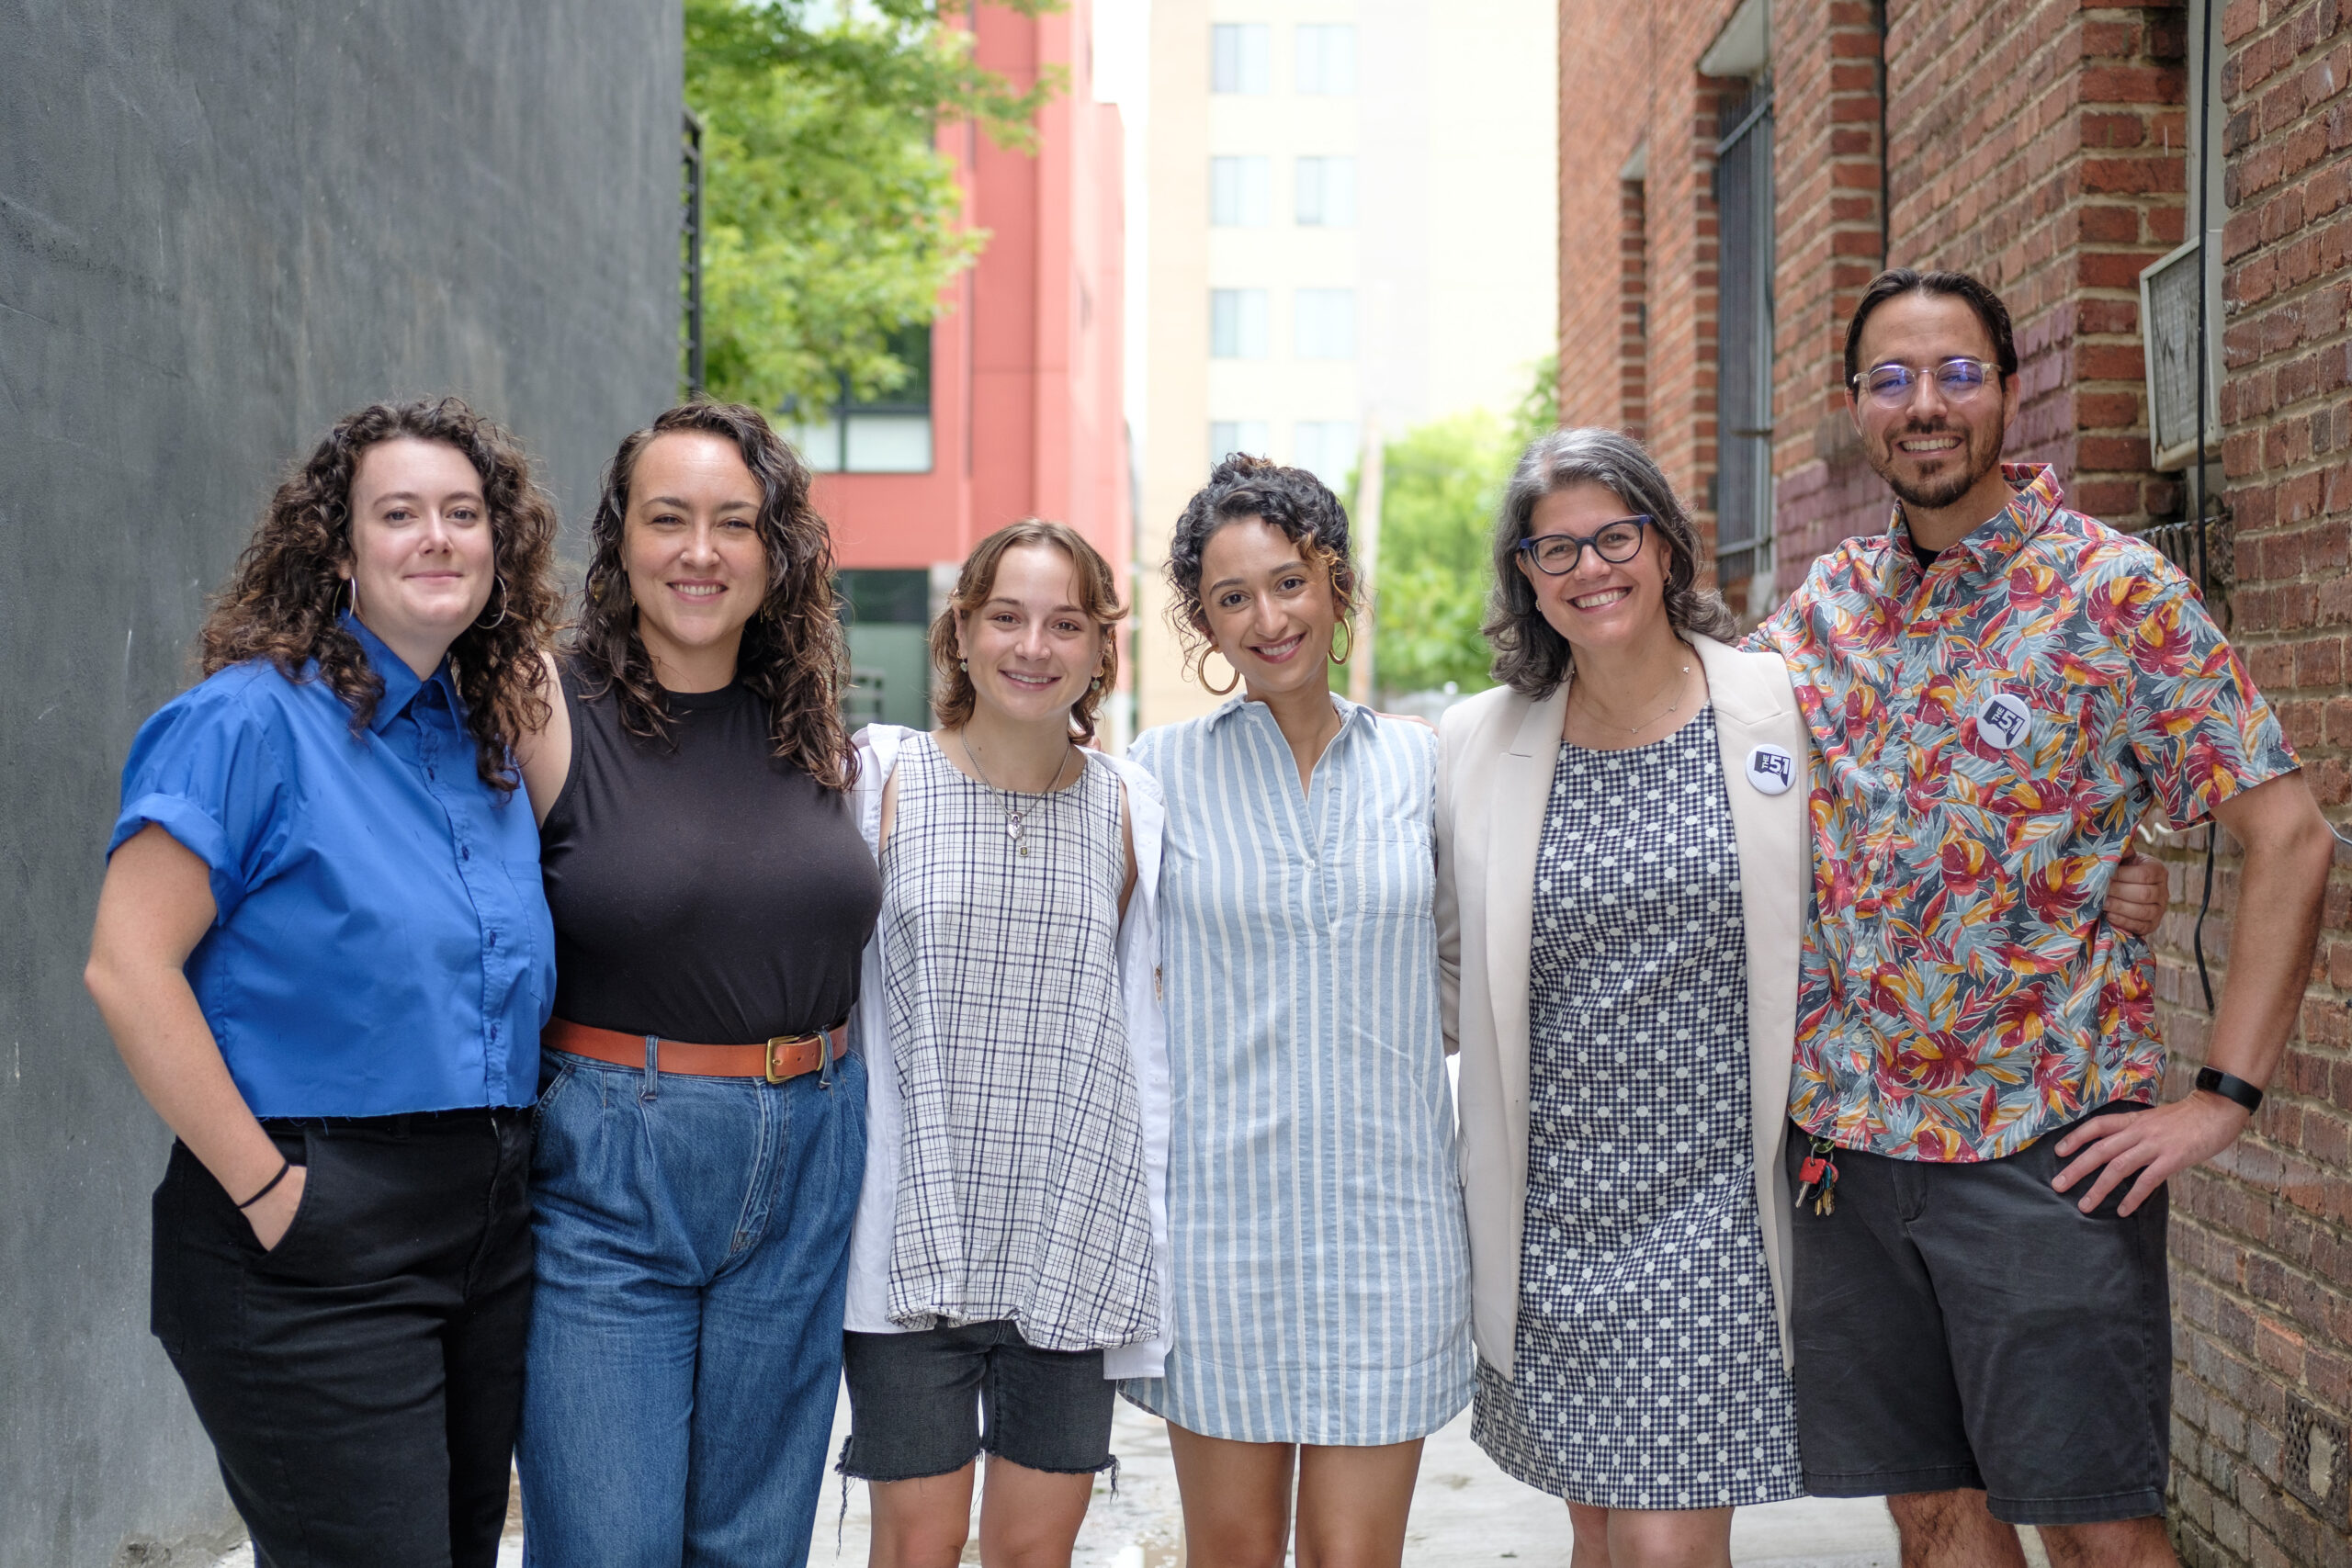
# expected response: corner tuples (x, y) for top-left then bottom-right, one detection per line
(1364, 357), (1559, 697)
(685, 0), (1061, 412)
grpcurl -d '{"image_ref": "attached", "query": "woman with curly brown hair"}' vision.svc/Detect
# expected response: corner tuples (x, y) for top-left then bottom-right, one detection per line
(84, 397), (564, 1568)
(511, 401), (880, 1568)
(1115, 456), (1472, 1568)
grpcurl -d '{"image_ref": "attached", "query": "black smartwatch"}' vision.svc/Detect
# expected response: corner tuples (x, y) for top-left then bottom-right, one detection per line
(2195, 1066), (2265, 1114)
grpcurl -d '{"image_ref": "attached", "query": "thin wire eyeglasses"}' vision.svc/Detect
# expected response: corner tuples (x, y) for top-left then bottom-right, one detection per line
(1515, 515), (1650, 575)
(1849, 356), (2001, 408)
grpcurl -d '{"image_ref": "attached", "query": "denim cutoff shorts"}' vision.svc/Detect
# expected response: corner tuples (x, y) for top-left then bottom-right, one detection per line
(840, 1319), (1114, 1482)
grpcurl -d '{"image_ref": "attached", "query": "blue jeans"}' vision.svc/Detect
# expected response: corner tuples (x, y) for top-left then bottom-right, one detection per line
(518, 1045), (866, 1568)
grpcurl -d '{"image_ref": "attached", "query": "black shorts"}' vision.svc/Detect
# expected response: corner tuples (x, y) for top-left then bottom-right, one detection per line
(840, 1320), (1115, 1483)
(1786, 1103), (2171, 1526)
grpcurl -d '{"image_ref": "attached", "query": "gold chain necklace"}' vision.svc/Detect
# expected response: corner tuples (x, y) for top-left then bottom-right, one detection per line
(1576, 661), (1693, 735)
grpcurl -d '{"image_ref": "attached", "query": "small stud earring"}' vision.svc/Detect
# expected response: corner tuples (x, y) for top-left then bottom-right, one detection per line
(958, 658), (967, 672)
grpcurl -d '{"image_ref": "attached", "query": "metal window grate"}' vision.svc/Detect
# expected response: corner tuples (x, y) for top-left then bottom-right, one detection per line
(1713, 74), (1774, 589)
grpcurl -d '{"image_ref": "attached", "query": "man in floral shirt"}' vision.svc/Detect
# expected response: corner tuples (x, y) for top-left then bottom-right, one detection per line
(1749, 269), (2333, 1568)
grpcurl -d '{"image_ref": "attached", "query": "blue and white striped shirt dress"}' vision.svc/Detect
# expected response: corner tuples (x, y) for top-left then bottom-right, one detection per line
(1120, 695), (1474, 1444)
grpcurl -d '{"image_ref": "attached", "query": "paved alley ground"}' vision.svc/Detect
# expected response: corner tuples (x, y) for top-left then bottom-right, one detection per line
(212, 1390), (2049, 1568)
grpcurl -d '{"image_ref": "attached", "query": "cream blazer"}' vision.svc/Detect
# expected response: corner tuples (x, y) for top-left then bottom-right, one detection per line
(1434, 634), (1811, 1379)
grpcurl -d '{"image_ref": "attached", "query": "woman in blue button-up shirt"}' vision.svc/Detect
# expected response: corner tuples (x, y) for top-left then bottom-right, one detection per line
(85, 398), (563, 1568)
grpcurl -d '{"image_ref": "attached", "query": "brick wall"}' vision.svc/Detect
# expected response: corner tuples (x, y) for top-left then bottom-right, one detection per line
(2164, 0), (2352, 1561)
(1555, 0), (1648, 434)
(1555, 0), (1747, 582)
(1880, 1), (2189, 534)
(1767, 0), (1889, 592)
(1560, 0), (2352, 1559)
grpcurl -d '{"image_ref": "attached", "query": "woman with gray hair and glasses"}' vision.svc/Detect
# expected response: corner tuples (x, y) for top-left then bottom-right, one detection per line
(1432, 429), (2165, 1567)
(1433, 427), (1808, 1566)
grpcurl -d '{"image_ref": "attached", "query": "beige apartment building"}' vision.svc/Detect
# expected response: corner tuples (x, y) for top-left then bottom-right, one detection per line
(1134, 0), (1558, 728)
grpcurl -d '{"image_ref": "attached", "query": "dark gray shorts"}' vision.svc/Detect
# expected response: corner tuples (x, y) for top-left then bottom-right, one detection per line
(840, 1321), (1114, 1483)
(1786, 1103), (2171, 1526)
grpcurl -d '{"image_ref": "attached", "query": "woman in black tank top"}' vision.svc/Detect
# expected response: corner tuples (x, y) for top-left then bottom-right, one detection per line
(511, 403), (880, 1568)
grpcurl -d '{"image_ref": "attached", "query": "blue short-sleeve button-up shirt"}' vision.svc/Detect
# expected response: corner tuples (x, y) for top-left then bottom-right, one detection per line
(108, 615), (555, 1115)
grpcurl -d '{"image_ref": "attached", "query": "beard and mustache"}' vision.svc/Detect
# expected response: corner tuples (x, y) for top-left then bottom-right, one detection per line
(1868, 415), (2003, 513)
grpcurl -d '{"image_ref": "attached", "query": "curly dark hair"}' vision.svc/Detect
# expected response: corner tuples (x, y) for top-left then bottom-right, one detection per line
(198, 397), (562, 792)
(1485, 427), (1737, 699)
(1165, 455), (1357, 685)
(928, 520), (1125, 745)
(571, 400), (855, 792)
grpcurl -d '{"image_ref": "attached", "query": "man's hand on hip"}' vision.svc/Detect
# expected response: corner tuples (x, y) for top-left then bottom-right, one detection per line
(2052, 1094), (2250, 1216)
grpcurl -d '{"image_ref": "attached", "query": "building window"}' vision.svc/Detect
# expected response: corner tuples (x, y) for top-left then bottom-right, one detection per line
(792, 323), (934, 474)
(1295, 24), (1356, 94)
(1211, 24), (1272, 94)
(1295, 156), (1356, 227)
(838, 569), (933, 729)
(1211, 156), (1272, 227)
(1294, 288), (1355, 359)
(2140, 0), (2224, 473)
(1210, 289), (1271, 359)
(1293, 420), (1360, 488)
(1619, 169), (1648, 440)
(1211, 420), (1272, 467)
(1712, 73), (1773, 591)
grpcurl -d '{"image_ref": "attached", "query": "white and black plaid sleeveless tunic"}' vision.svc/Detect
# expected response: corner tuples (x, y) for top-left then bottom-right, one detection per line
(876, 735), (1158, 1351)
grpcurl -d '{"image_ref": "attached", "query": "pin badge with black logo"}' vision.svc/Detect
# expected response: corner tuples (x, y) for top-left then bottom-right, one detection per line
(1745, 744), (1796, 795)
(1974, 693), (2032, 751)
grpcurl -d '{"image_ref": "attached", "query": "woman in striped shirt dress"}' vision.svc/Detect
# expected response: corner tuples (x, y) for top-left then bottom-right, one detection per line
(1122, 457), (1473, 1568)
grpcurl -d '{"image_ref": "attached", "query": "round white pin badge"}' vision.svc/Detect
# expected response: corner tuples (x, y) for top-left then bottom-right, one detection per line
(1974, 692), (2033, 750)
(1745, 744), (1797, 795)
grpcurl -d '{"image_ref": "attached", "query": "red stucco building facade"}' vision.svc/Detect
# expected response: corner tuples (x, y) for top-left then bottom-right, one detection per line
(817, 0), (1131, 738)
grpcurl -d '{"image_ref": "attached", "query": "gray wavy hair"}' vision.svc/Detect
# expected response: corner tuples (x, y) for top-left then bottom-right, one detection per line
(1484, 426), (1737, 699)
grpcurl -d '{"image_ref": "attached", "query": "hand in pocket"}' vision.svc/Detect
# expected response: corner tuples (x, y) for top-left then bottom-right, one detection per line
(247, 1163), (310, 1251)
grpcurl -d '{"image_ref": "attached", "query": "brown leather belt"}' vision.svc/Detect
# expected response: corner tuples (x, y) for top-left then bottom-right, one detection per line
(543, 1018), (849, 1084)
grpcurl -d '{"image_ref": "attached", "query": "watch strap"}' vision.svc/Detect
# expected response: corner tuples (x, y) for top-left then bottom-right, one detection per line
(2195, 1066), (2265, 1114)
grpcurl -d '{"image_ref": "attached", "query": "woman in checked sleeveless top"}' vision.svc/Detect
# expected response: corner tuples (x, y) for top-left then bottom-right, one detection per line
(841, 521), (1173, 1568)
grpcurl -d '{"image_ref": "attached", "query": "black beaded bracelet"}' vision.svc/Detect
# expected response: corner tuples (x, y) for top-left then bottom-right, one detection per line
(235, 1156), (293, 1211)
(2195, 1066), (2265, 1115)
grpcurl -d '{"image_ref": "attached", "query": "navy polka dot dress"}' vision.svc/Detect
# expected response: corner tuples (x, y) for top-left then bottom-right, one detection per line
(1470, 708), (1803, 1510)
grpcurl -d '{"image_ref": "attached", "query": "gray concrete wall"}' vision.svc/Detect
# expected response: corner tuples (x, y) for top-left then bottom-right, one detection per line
(0, 4), (681, 1562)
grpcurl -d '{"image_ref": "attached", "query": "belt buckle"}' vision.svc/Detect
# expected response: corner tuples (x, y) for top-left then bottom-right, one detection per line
(764, 1034), (810, 1084)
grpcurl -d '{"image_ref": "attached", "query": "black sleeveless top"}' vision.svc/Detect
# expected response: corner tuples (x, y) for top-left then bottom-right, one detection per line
(539, 658), (881, 1043)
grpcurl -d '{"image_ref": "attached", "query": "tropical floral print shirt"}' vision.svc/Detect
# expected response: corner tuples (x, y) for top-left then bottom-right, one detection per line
(1749, 465), (2297, 1162)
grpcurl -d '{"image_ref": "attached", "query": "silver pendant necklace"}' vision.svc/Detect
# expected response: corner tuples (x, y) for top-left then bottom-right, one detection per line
(961, 736), (1073, 858)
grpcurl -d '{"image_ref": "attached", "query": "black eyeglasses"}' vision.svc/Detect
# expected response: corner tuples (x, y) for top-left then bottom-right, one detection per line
(1516, 515), (1650, 575)
(1849, 356), (2001, 407)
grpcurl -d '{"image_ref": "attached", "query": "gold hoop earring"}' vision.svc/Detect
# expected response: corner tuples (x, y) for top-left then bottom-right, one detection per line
(1197, 648), (1240, 697)
(1330, 616), (1354, 665)
(340, 574), (360, 622)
